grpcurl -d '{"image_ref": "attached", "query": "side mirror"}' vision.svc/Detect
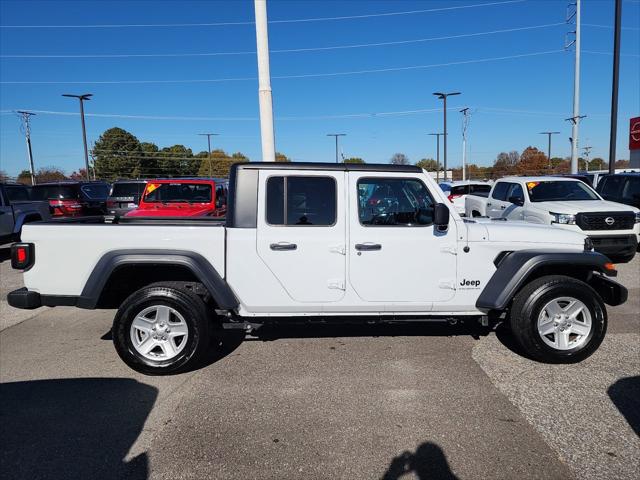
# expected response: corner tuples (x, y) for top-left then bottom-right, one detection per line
(434, 203), (450, 227)
(508, 196), (524, 206)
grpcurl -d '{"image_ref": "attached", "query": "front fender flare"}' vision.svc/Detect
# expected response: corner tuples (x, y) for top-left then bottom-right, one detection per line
(476, 250), (620, 311)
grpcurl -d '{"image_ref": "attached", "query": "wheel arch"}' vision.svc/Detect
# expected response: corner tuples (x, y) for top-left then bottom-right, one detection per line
(78, 249), (238, 310)
(476, 250), (625, 312)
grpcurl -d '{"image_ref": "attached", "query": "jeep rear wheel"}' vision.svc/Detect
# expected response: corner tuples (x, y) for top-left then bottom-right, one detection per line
(509, 275), (606, 363)
(112, 284), (211, 375)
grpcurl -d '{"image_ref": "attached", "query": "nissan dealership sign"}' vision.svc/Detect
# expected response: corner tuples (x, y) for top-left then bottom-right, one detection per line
(631, 116), (640, 167)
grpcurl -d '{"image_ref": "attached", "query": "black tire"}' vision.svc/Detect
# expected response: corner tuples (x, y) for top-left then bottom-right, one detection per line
(509, 275), (607, 363)
(112, 283), (211, 375)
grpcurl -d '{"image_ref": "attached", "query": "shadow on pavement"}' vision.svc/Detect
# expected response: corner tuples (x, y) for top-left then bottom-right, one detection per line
(0, 378), (158, 480)
(0, 247), (10, 263)
(608, 375), (640, 437)
(381, 442), (459, 480)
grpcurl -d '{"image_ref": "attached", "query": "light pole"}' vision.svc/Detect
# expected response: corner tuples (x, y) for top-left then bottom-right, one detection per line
(433, 92), (460, 181)
(62, 93), (92, 180)
(198, 133), (219, 177)
(428, 132), (445, 182)
(608, 0), (622, 174)
(327, 133), (346, 163)
(17, 111), (36, 185)
(539, 131), (560, 169)
(254, 0), (275, 162)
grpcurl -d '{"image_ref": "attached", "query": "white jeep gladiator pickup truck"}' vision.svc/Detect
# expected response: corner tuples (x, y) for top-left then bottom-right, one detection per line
(465, 176), (640, 263)
(8, 163), (628, 374)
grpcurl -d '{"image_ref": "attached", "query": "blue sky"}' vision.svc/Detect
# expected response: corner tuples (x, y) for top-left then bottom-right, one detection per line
(0, 0), (638, 177)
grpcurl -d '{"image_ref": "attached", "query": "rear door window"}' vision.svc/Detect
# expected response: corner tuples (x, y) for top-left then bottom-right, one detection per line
(266, 176), (336, 226)
(4, 185), (30, 202)
(491, 182), (510, 201)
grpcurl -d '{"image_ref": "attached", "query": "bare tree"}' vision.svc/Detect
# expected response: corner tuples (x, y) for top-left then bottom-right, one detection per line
(390, 153), (410, 165)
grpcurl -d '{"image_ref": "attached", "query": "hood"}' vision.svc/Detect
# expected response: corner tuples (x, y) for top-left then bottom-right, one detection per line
(468, 218), (586, 246)
(529, 200), (639, 214)
(126, 204), (214, 217)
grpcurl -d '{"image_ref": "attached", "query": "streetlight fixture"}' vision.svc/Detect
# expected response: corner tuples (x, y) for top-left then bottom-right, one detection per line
(62, 93), (93, 180)
(327, 133), (346, 163)
(539, 131), (560, 169)
(198, 133), (219, 177)
(433, 92), (460, 181)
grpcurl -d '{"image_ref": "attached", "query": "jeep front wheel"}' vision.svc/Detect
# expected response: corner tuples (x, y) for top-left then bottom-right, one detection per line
(112, 284), (211, 375)
(509, 275), (607, 363)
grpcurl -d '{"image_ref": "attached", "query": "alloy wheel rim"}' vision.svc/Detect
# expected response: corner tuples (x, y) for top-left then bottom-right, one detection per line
(537, 296), (592, 351)
(130, 305), (189, 361)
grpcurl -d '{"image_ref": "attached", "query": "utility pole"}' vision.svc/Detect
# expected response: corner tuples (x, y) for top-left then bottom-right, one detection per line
(428, 133), (445, 182)
(539, 131), (560, 169)
(460, 108), (470, 181)
(17, 111), (36, 185)
(433, 92), (461, 181)
(327, 134), (346, 163)
(62, 93), (92, 180)
(198, 133), (219, 177)
(254, 0), (275, 162)
(608, 0), (622, 174)
(566, 0), (581, 174)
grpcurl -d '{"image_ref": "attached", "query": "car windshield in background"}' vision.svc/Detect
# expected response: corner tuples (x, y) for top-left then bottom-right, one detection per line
(30, 185), (79, 200)
(144, 183), (212, 203)
(526, 181), (599, 202)
(81, 184), (110, 199)
(111, 182), (146, 197)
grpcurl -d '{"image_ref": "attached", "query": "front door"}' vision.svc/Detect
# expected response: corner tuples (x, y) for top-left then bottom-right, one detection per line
(348, 173), (457, 305)
(256, 170), (346, 303)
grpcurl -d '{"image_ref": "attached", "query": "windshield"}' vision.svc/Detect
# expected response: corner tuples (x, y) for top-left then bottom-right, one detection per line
(144, 183), (212, 203)
(526, 181), (599, 202)
(81, 184), (110, 199)
(30, 185), (79, 200)
(111, 182), (146, 197)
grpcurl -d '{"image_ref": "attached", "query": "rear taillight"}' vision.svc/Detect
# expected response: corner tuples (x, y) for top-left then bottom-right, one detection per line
(11, 243), (34, 270)
(106, 200), (117, 208)
(447, 194), (462, 203)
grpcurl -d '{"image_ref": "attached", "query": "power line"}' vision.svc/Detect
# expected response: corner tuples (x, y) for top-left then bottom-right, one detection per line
(0, 49), (565, 85)
(0, 22), (564, 58)
(0, 1), (526, 28)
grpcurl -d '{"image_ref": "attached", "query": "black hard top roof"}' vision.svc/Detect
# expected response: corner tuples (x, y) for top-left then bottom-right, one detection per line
(233, 161), (421, 173)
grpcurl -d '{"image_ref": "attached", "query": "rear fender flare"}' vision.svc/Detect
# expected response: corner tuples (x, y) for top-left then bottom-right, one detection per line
(78, 249), (238, 310)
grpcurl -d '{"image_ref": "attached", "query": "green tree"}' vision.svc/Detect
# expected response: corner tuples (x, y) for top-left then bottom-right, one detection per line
(158, 145), (195, 177)
(390, 153), (410, 165)
(415, 158), (438, 170)
(343, 157), (364, 164)
(139, 142), (160, 178)
(92, 127), (142, 179)
(589, 157), (606, 170)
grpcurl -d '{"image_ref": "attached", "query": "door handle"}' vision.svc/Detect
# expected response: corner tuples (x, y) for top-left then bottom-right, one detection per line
(355, 243), (382, 251)
(270, 242), (297, 251)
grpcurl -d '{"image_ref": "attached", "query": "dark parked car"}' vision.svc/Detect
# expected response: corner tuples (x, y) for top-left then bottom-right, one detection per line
(0, 183), (51, 244)
(596, 173), (640, 209)
(30, 181), (110, 217)
(106, 180), (148, 216)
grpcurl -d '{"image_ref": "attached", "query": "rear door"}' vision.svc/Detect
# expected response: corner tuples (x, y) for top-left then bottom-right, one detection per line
(256, 170), (346, 303)
(348, 173), (457, 304)
(486, 181), (510, 217)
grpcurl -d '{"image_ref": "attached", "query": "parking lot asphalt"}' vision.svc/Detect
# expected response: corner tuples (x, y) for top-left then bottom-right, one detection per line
(0, 248), (638, 480)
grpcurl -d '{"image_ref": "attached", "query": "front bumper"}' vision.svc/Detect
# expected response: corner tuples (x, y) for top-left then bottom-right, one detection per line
(589, 234), (637, 262)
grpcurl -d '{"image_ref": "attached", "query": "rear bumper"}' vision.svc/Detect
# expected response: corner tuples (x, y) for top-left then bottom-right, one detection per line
(7, 288), (78, 310)
(589, 235), (637, 261)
